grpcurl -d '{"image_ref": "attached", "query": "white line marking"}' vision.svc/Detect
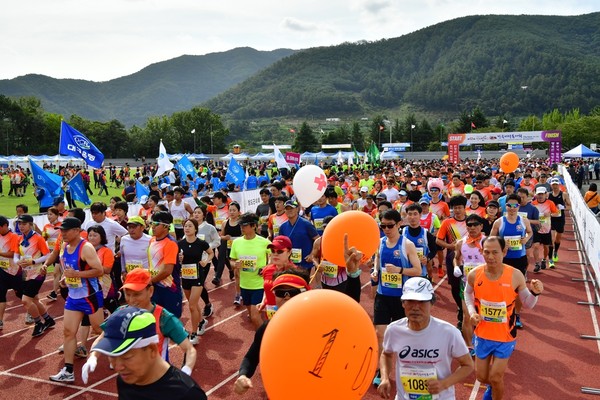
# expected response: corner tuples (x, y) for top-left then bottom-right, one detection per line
(205, 372), (239, 396)
(1, 371), (118, 397)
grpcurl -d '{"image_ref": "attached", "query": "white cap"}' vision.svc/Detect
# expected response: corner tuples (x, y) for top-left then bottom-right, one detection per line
(360, 186), (369, 192)
(535, 187), (547, 194)
(550, 178), (560, 185)
(411, 181), (418, 186)
(160, 183), (169, 189)
(401, 277), (434, 301)
(139, 195), (148, 205)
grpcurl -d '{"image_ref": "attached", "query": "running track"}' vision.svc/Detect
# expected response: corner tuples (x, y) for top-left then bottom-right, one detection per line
(1, 214), (599, 399)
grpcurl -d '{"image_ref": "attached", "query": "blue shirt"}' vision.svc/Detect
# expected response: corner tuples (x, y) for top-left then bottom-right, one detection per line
(498, 216), (527, 259)
(245, 175), (258, 190)
(377, 236), (411, 297)
(310, 204), (338, 235)
(279, 217), (318, 270)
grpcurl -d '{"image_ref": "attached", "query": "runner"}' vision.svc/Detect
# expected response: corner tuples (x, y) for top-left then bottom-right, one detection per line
(87, 307), (206, 399)
(48, 217), (104, 383)
(120, 216), (152, 280)
(16, 214), (55, 337)
(267, 195), (288, 240)
(43, 207), (62, 302)
(83, 202), (128, 253)
(309, 191), (338, 236)
(0, 215), (22, 330)
(371, 209), (423, 386)
(229, 213), (271, 329)
(218, 201), (242, 301)
(178, 218), (214, 344)
(192, 206), (219, 318)
(531, 187), (560, 273)
(258, 235), (296, 319)
(169, 186), (194, 239)
(378, 277), (473, 400)
(548, 177), (570, 266)
(279, 200), (319, 274)
(464, 236), (544, 400)
(402, 203), (437, 282)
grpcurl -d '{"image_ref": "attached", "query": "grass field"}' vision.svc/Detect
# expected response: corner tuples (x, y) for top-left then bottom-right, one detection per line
(0, 177), (127, 218)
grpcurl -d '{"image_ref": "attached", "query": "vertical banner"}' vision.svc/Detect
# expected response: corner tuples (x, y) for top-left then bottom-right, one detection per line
(542, 130), (562, 165)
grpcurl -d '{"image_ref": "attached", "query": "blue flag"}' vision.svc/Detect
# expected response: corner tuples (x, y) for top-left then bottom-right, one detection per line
(30, 160), (62, 196)
(225, 157), (246, 187)
(136, 180), (150, 198)
(175, 155), (198, 180)
(59, 121), (104, 169)
(68, 173), (91, 205)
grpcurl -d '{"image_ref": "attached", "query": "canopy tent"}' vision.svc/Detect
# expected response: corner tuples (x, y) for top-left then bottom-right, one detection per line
(563, 144), (600, 158)
(220, 152), (251, 161)
(188, 153), (211, 161)
(250, 152), (274, 161)
(380, 150), (403, 160)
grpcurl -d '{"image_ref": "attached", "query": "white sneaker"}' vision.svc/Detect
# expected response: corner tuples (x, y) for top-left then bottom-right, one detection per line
(189, 333), (199, 345)
(25, 313), (34, 325)
(197, 319), (208, 336)
(233, 294), (242, 306)
(49, 367), (75, 383)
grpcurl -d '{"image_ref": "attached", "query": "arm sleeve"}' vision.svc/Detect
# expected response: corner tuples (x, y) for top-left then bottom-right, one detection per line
(464, 283), (477, 315)
(239, 321), (267, 377)
(518, 287), (539, 309)
(426, 232), (438, 258)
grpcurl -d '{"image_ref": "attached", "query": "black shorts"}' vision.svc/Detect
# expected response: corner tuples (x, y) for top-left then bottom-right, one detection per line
(22, 278), (44, 298)
(533, 232), (552, 245)
(503, 256), (528, 277)
(551, 217), (565, 233)
(373, 293), (405, 325)
(181, 267), (209, 290)
(0, 269), (23, 302)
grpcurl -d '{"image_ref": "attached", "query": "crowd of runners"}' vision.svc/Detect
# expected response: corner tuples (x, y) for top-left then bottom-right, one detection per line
(0, 155), (596, 399)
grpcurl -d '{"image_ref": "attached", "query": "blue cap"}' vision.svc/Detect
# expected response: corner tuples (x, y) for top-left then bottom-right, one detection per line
(91, 307), (158, 356)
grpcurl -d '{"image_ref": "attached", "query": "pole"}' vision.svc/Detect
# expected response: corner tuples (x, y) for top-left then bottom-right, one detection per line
(193, 130), (196, 154)
(210, 130), (214, 155)
(410, 127), (413, 153)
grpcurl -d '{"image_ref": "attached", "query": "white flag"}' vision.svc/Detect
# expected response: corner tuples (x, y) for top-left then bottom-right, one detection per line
(155, 139), (174, 178)
(273, 143), (290, 170)
(348, 152), (354, 166)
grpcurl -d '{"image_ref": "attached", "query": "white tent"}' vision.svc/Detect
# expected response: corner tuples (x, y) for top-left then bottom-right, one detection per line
(563, 144), (600, 158)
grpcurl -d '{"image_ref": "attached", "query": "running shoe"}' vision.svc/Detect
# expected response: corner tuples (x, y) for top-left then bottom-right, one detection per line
(540, 259), (547, 270)
(75, 345), (88, 358)
(548, 259), (555, 269)
(46, 291), (58, 302)
(49, 367), (75, 383)
(483, 385), (493, 400)
(203, 303), (214, 318)
(515, 314), (523, 329)
(553, 254), (559, 262)
(533, 263), (541, 273)
(197, 318), (209, 336)
(44, 317), (56, 330)
(233, 294), (242, 306)
(58, 344), (64, 353)
(211, 277), (221, 286)
(372, 370), (381, 387)
(25, 313), (35, 325)
(189, 332), (199, 345)
(32, 321), (47, 337)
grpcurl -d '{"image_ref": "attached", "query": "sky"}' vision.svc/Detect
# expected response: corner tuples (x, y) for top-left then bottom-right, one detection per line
(1, 0), (597, 82)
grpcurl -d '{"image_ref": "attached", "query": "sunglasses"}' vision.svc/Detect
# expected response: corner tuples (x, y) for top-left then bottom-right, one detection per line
(240, 222), (254, 227)
(380, 223), (396, 230)
(272, 249), (288, 254)
(429, 188), (440, 191)
(274, 288), (304, 298)
(150, 221), (170, 227)
(466, 222), (481, 227)
(506, 203), (519, 209)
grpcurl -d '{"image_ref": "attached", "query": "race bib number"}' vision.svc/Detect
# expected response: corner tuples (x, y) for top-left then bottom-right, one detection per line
(66, 276), (82, 289)
(381, 272), (402, 288)
(416, 247), (424, 261)
(400, 367), (438, 399)
(313, 218), (324, 231)
(266, 305), (278, 320)
(173, 218), (183, 227)
(198, 234), (205, 241)
(47, 238), (57, 249)
(480, 299), (508, 323)
(240, 255), (258, 272)
(321, 261), (338, 278)
(463, 263), (482, 277)
(517, 212), (528, 220)
(125, 260), (143, 273)
(0, 258), (9, 270)
(149, 268), (160, 278)
(215, 217), (225, 230)
(290, 248), (302, 264)
(181, 264), (198, 279)
(259, 216), (268, 225)
(273, 225), (280, 236)
(505, 235), (523, 251)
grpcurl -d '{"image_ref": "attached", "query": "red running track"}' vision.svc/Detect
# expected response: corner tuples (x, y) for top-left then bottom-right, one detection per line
(1, 214), (599, 399)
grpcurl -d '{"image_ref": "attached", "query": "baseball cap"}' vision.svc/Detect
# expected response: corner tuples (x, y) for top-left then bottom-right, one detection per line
(139, 195), (148, 205)
(401, 277), (434, 301)
(126, 216), (146, 226)
(504, 180), (516, 187)
(535, 187), (547, 194)
(60, 217), (81, 230)
(487, 200), (500, 208)
(491, 187), (502, 195)
(441, 175), (448, 180)
(91, 307), (158, 357)
(418, 197), (430, 205)
(376, 193), (387, 200)
(550, 178), (560, 185)
(328, 176), (337, 182)
(284, 200), (298, 208)
(410, 181), (418, 186)
(53, 197), (65, 206)
(399, 190), (408, 196)
(16, 214), (34, 224)
(272, 273), (310, 291)
(122, 268), (152, 291)
(268, 236), (293, 251)
(360, 186), (369, 193)
(159, 183), (169, 189)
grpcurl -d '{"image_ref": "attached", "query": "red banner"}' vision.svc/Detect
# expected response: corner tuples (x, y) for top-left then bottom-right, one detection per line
(285, 152), (300, 165)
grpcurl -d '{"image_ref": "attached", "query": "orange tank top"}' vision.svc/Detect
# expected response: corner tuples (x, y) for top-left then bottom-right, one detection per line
(473, 265), (517, 342)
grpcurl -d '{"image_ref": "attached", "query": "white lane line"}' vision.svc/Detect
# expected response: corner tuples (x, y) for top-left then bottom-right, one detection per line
(206, 372), (239, 396)
(0, 372), (117, 397)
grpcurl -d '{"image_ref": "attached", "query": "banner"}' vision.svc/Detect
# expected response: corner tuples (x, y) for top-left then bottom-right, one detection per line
(447, 130), (562, 164)
(229, 189), (262, 213)
(225, 156), (246, 187)
(273, 143), (290, 170)
(155, 140), (174, 178)
(175, 155), (198, 180)
(59, 121), (104, 168)
(285, 152), (300, 165)
(136, 180), (150, 198)
(29, 160), (62, 195)
(68, 173), (91, 205)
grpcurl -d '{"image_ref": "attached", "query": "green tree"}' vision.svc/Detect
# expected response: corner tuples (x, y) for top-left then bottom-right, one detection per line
(293, 121), (318, 152)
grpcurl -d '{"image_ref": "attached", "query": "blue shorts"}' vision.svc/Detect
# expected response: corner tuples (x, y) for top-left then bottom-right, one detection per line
(65, 291), (104, 315)
(152, 284), (183, 318)
(473, 335), (516, 359)
(241, 288), (264, 306)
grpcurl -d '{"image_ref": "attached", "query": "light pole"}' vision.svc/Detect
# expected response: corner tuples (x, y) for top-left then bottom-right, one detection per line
(191, 129), (196, 153)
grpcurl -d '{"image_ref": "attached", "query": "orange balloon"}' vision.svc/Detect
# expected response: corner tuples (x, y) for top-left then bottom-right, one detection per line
(500, 152), (519, 173)
(321, 211), (380, 266)
(260, 290), (378, 400)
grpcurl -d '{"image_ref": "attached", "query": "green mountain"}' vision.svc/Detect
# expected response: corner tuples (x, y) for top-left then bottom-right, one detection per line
(0, 47), (295, 126)
(205, 13), (600, 119)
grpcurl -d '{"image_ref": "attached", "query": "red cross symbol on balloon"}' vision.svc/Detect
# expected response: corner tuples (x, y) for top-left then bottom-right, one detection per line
(293, 165), (328, 207)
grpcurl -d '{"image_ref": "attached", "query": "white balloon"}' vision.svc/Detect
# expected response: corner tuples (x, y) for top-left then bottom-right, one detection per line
(292, 165), (328, 207)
